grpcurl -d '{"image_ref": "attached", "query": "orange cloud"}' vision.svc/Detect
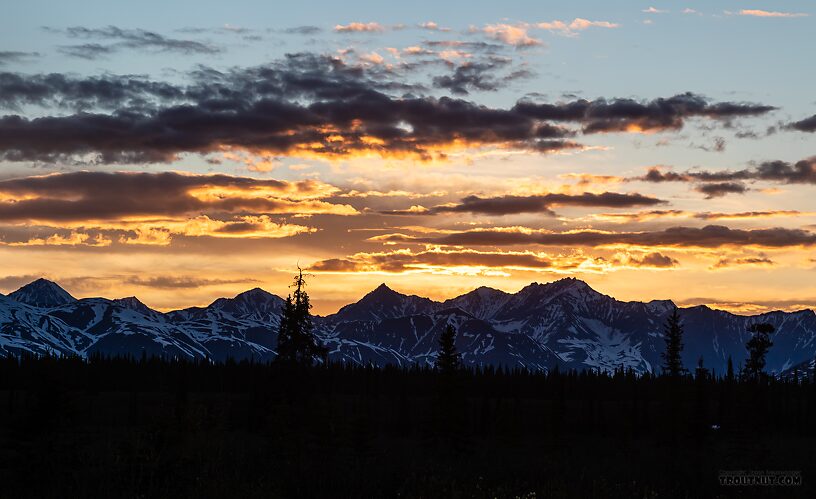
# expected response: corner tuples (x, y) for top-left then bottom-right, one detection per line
(359, 52), (386, 65)
(418, 21), (450, 31)
(334, 22), (385, 32)
(676, 298), (816, 315)
(588, 210), (690, 223)
(738, 9), (808, 18)
(338, 189), (447, 199)
(481, 23), (543, 47)
(117, 215), (315, 245)
(310, 247), (678, 276)
(535, 18), (619, 36)
(7, 232), (112, 247)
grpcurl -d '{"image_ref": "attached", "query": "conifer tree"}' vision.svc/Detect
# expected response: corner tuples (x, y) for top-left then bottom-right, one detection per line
(275, 268), (327, 365)
(436, 324), (461, 373)
(694, 356), (708, 381)
(743, 322), (774, 381)
(661, 308), (685, 377)
(726, 356), (735, 381)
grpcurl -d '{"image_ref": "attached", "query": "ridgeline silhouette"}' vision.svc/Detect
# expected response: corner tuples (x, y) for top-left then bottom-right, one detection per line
(0, 276), (812, 378)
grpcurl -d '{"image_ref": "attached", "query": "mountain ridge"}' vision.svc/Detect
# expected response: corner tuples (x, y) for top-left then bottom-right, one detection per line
(1, 276), (814, 375)
(7, 276), (813, 318)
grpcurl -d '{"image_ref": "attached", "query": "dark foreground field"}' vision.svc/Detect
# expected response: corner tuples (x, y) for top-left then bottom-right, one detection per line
(1, 357), (814, 498)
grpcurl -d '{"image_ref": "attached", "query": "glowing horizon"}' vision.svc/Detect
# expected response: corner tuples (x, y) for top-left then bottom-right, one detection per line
(0, 0), (814, 316)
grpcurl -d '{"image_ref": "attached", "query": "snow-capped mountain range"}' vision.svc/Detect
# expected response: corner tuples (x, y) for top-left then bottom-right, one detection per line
(1, 277), (815, 375)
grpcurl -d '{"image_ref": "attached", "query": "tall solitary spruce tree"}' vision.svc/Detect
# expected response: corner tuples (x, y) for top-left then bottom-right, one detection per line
(436, 324), (461, 373)
(694, 356), (708, 381)
(743, 322), (774, 381)
(276, 268), (327, 365)
(661, 308), (685, 377)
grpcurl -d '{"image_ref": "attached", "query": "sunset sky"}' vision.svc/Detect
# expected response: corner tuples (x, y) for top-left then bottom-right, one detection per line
(0, 0), (814, 314)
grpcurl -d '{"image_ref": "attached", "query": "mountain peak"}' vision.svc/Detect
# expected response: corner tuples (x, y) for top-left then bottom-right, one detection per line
(357, 283), (406, 302)
(112, 296), (157, 315)
(551, 277), (591, 288)
(234, 287), (276, 300)
(8, 278), (76, 308)
(371, 283), (396, 294)
(520, 278), (595, 295)
(443, 286), (512, 320)
(332, 283), (435, 322)
(202, 287), (284, 321)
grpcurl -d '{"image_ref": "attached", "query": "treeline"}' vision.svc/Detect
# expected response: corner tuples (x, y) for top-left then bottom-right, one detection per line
(1, 354), (814, 498)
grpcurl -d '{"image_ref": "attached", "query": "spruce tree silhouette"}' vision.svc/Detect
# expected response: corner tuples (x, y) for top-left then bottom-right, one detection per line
(435, 324), (461, 373)
(694, 356), (708, 381)
(660, 308), (685, 377)
(743, 322), (774, 381)
(275, 267), (327, 365)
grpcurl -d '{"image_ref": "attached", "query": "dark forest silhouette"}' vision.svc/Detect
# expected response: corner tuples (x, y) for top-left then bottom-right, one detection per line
(1, 354), (813, 498)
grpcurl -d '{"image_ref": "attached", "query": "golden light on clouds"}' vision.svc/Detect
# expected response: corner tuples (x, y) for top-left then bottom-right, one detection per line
(0, 19), (809, 319)
(6, 232), (112, 247)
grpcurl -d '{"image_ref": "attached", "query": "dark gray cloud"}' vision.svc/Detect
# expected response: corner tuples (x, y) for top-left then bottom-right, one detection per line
(124, 275), (259, 288)
(57, 43), (116, 60)
(786, 114), (816, 132)
(0, 72), (183, 110)
(49, 25), (221, 58)
(695, 182), (748, 198)
(282, 26), (322, 35)
(0, 53), (416, 112)
(513, 92), (775, 134)
(392, 225), (816, 248)
(630, 252), (678, 268)
(0, 93), (578, 164)
(696, 136), (726, 152)
(432, 61), (532, 95)
(0, 54), (576, 163)
(0, 53), (776, 164)
(596, 251), (678, 268)
(177, 26), (253, 36)
(383, 192), (664, 216)
(422, 40), (505, 52)
(637, 157), (816, 187)
(754, 158), (816, 183)
(0, 51), (40, 66)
